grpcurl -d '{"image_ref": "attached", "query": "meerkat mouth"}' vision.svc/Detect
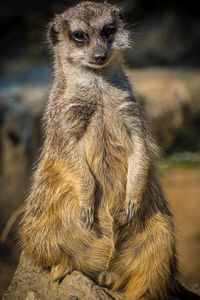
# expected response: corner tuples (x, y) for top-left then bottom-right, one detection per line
(88, 61), (107, 66)
(87, 59), (110, 69)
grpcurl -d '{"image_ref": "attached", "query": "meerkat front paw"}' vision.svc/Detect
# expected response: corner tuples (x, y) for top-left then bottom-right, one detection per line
(80, 204), (94, 229)
(125, 198), (139, 223)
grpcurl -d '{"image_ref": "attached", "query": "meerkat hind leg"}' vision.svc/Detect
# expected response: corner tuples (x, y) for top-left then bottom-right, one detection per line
(51, 262), (73, 282)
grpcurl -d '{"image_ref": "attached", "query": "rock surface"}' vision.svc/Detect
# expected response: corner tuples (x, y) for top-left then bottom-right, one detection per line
(132, 68), (200, 151)
(3, 253), (200, 300)
(2, 253), (124, 300)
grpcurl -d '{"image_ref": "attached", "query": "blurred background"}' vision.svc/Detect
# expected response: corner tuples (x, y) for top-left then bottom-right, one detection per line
(0, 0), (200, 296)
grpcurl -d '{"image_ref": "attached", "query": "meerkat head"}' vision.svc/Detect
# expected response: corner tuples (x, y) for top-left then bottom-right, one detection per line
(48, 1), (130, 70)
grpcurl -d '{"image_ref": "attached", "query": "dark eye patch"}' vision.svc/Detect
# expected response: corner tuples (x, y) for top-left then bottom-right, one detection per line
(70, 31), (89, 44)
(101, 24), (116, 38)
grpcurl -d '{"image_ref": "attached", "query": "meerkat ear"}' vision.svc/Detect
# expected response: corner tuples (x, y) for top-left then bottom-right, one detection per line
(47, 17), (69, 46)
(48, 22), (59, 46)
(112, 9), (126, 24)
(118, 12), (125, 23)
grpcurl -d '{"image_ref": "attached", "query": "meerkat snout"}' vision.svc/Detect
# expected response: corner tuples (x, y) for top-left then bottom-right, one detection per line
(92, 46), (107, 64)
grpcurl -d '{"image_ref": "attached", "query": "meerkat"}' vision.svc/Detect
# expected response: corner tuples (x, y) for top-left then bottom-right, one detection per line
(20, 2), (179, 299)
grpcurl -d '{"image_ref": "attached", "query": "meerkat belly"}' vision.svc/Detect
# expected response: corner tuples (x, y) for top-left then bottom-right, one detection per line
(70, 110), (130, 272)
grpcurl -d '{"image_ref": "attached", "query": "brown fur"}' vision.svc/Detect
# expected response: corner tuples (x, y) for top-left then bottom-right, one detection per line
(20, 2), (178, 299)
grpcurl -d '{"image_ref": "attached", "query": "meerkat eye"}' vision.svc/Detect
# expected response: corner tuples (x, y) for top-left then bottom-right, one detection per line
(101, 24), (116, 38)
(70, 31), (87, 43)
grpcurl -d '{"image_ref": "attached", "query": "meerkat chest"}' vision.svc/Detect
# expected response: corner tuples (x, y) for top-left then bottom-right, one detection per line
(81, 93), (132, 178)
(62, 83), (133, 165)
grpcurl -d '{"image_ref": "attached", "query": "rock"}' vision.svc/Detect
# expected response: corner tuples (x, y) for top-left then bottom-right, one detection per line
(0, 68), (49, 230)
(3, 253), (200, 300)
(0, 97), (41, 230)
(2, 253), (124, 300)
(131, 68), (200, 151)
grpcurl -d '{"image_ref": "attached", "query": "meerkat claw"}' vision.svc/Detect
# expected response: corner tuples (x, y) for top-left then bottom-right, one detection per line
(126, 199), (138, 223)
(81, 206), (94, 229)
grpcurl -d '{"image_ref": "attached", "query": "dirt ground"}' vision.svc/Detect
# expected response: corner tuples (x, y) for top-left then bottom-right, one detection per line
(0, 168), (200, 297)
(162, 168), (200, 285)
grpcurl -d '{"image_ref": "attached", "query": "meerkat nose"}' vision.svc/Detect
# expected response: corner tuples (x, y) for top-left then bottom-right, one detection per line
(93, 52), (106, 63)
